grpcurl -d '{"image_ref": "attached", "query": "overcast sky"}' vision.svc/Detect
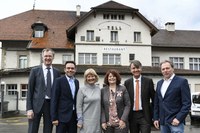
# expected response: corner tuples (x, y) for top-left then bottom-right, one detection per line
(0, 0), (200, 30)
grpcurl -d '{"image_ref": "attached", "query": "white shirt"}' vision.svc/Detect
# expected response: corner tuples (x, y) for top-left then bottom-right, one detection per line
(161, 74), (175, 98)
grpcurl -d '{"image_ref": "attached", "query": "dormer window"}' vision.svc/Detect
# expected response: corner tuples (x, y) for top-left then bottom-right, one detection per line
(31, 21), (48, 38)
(35, 29), (44, 38)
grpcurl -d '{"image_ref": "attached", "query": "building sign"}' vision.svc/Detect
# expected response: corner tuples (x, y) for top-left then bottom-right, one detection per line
(103, 47), (126, 52)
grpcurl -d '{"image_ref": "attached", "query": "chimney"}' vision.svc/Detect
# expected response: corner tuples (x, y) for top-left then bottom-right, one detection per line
(165, 22), (175, 31)
(76, 5), (81, 17)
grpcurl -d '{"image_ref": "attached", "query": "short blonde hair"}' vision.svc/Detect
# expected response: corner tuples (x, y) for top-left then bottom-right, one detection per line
(84, 68), (99, 84)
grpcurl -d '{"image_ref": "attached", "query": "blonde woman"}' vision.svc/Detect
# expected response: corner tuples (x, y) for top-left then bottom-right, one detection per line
(76, 68), (101, 133)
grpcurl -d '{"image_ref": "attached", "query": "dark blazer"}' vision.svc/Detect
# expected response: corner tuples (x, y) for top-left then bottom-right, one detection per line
(153, 76), (191, 125)
(124, 76), (155, 124)
(26, 65), (61, 113)
(101, 85), (130, 123)
(51, 75), (79, 123)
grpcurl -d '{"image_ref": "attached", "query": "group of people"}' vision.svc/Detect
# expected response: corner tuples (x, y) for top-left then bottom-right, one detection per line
(26, 48), (191, 133)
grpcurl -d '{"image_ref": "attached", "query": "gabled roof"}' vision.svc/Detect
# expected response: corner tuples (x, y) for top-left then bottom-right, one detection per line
(152, 29), (200, 48)
(67, 0), (158, 37)
(92, 0), (138, 11)
(0, 10), (85, 49)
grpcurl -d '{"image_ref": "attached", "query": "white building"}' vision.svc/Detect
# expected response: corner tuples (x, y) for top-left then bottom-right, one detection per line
(0, 0), (200, 112)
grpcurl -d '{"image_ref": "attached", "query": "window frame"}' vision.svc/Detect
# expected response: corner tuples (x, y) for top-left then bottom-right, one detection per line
(6, 84), (17, 95)
(134, 32), (141, 42)
(111, 31), (118, 42)
(189, 58), (200, 70)
(19, 55), (28, 68)
(103, 53), (121, 65)
(152, 57), (160, 67)
(169, 57), (184, 69)
(86, 30), (94, 41)
(78, 53), (97, 65)
(20, 84), (28, 99)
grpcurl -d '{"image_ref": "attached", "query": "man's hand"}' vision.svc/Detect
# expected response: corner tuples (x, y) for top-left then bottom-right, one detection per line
(52, 120), (59, 126)
(154, 120), (160, 129)
(27, 110), (34, 119)
(171, 118), (180, 126)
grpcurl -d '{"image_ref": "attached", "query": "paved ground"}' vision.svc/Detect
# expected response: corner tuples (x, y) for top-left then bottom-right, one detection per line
(0, 114), (198, 133)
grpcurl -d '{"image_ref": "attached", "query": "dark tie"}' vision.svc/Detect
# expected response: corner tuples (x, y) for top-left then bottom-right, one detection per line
(46, 67), (51, 97)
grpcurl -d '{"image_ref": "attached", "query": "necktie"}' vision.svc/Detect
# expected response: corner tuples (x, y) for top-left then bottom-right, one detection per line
(46, 67), (51, 97)
(69, 78), (75, 99)
(135, 79), (139, 111)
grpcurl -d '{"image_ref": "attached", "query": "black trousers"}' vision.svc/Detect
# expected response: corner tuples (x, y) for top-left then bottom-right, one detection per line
(129, 110), (151, 133)
(56, 111), (77, 133)
(28, 99), (53, 133)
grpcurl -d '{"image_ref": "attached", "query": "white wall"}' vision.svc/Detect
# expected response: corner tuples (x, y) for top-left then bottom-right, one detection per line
(152, 50), (200, 69)
(76, 44), (152, 66)
(75, 13), (152, 45)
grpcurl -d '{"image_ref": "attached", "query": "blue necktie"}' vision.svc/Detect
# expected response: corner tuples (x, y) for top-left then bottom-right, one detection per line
(46, 67), (51, 97)
(69, 78), (75, 99)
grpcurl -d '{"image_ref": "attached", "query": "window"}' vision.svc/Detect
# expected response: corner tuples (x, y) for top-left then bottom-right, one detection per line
(195, 84), (200, 92)
(134, 32), (141, 42)
(62, 55), (72, 64)
(103, 14), (109, 19)
(19, 55), (28, 68)
(6, 84), (17, 95)
(169, 57), (184, 69)
(129, 54), (135, 61)
(34, 30), (44, 38)
(103, 54), (121, 65)
(118, 15), (125, 20)
(152, 57), (160, 67)
(111, 14), (117, 20)
(31, 22), (47, 38)
(111, 31), (118, 42)
(87, 30), (94, 41)
(78, 53), (97, 65)
(96, 36), (100, 42)
(189, 58), (200, 70)
(80, 36), (85, 41)
(21, 84), (28, 98)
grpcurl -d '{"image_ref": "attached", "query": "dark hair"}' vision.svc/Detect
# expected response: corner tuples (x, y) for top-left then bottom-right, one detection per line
(160, 60), (174, 68)
(104, 69), (121, 85)
(65, 61), (76, 67)
(129, 60), (142, 68)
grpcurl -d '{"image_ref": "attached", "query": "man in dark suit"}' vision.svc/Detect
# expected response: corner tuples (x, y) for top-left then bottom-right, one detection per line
(124, 60), (155, 133)
(51, 61), (79, 133)
(26, 48), (61, 133)
(153, 60), (191, 133)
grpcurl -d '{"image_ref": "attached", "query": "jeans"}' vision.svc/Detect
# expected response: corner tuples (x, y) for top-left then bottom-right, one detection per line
(160, 123), (184, 133)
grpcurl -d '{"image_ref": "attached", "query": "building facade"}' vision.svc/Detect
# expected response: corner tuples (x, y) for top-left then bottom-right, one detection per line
(0, 1), (200, 111)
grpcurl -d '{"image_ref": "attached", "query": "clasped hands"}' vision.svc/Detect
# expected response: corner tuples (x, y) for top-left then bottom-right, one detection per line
(101, 120), (126, 130)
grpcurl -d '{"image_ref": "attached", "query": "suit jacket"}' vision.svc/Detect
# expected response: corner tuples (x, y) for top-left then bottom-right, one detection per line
(51, 75), (79, 123)
(101, 85), (130, 124)
(124, 76), (155, 124)
(153, 75), (191, 125)
(26, 65), (61, 113)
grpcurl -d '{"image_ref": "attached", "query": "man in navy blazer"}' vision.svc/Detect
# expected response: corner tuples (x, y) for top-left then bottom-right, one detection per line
(26, 48), (61, 133)
(124, 60), (155, 133)
(51, 61), (79, 133)
(153, 60), (191, 133)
